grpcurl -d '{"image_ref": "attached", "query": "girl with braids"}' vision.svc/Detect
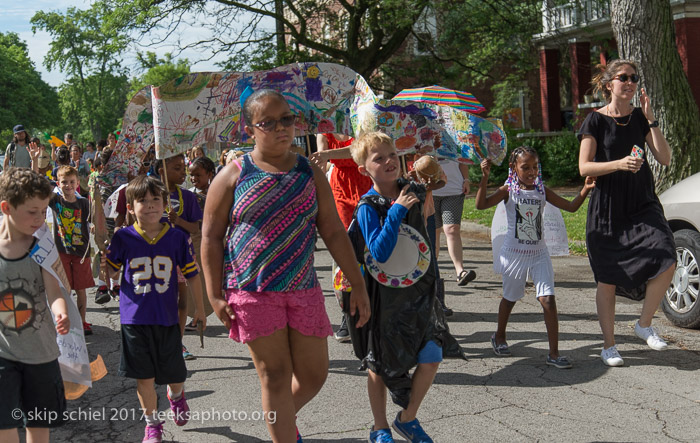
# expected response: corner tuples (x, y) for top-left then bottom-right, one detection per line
(477, 146), (595, 368)
(184, 155), (218, 329)
(578, 60), (675, 367)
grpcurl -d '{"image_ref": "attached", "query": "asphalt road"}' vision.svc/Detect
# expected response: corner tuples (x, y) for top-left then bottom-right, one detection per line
(48, 226), (700, 442)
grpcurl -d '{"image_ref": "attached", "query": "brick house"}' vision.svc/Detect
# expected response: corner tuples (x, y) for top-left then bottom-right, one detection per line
(535, 0), (700, 131)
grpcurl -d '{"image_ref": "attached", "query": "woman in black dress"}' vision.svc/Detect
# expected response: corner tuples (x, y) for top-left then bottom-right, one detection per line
(578, 60), (675, 367)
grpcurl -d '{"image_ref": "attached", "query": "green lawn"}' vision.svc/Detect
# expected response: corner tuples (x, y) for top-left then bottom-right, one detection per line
(462, 195), (589, 255)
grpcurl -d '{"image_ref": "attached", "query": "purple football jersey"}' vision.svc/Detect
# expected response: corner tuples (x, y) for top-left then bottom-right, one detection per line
(106, 223), (198, 326)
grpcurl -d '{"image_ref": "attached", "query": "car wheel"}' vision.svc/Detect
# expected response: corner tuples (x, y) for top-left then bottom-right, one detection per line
(663, 229), (700, 328)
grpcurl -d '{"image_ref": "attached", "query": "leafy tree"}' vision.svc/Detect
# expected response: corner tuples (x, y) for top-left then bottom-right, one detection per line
(0, 32), (60, 146)
(31, 1), (130, 141)
(611, 0), (700, 188)
(59, 73), (129, 143)
(382, 0), (542, 116)
(105, 0), (431, 80)
(127, 52), (191, 103)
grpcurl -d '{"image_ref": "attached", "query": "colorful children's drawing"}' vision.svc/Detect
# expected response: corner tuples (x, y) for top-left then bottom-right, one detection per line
(104, 63), (506, 187)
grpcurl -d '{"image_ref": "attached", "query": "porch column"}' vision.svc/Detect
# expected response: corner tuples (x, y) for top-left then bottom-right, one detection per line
(569, 39), (591, 112)
(538, 46), (561, 131)
(674, 17), (700, 110)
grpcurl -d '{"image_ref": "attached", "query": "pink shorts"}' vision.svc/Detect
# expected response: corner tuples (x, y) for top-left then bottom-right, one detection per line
(59, 252), (95, 291)
(224, 286), (332, 343)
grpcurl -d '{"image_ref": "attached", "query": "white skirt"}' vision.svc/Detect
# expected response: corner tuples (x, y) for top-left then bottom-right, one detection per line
(496, 246), (550, 280)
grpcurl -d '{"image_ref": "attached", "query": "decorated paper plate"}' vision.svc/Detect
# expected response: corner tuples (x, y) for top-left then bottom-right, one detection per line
(364, 223), (431, 288)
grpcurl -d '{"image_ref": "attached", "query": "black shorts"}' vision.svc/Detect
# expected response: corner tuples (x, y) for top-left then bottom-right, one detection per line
(119, 324), (187, 385)
(0, 357), (67, 429)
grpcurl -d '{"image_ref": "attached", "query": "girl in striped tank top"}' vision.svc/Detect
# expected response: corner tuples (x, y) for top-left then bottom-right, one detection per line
(201, 89), (370, 443)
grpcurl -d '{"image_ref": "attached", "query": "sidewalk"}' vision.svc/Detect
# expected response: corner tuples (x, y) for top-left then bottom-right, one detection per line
(50, 236), (700, 442)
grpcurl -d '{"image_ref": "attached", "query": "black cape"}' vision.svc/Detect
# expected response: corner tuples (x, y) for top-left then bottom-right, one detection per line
(345, 180), (466, 408)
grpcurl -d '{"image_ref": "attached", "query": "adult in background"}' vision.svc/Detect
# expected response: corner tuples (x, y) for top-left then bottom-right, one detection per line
(578, 59), (675, 367)
(311, 133), (372, 342)
(69, 144), (90, 197)
(434, 159), (477, 286)
(3, 125), (31, 169)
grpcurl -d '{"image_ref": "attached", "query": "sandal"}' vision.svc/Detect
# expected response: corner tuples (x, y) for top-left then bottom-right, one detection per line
(457, 269), (476, 286)
(491, 334), (511, 356)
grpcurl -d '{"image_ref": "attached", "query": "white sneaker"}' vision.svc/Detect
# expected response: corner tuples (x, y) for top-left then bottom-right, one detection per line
(601, 345), (624, 367)
(634, 321), (668, 350)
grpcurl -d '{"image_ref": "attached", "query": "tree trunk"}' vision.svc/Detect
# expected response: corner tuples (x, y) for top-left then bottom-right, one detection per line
(611, 0), (700, 190)
(274, 0), (286, 65)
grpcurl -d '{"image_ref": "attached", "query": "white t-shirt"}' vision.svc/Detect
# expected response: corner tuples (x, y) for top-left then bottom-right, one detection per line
(433, 159), (464, 197)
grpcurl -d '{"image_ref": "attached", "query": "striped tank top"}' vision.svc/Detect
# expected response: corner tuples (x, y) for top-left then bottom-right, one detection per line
(224, 153), (319, 291)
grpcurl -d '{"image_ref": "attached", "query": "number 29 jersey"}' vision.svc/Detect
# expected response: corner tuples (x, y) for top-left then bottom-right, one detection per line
(106, 223), (198, 326)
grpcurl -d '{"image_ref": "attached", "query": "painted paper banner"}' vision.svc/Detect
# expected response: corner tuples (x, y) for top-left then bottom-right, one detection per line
(100, 86), (155, 188)
(30, 224), (92, 388)
(151, 62), (506, 164)
(103, 63), (506, 187)
(490, 201), (569, 272)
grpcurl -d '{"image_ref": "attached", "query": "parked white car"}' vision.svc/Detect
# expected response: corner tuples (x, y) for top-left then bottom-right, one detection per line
(659, 172), (700, 328)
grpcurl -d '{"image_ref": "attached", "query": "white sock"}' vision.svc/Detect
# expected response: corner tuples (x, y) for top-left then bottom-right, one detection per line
(144, 412), (160, 426)
(168, 386), (183, 400)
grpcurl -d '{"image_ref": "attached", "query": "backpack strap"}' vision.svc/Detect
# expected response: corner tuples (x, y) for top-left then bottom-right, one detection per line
(6, 143), (15, 166)
(348, 195), (391, 264)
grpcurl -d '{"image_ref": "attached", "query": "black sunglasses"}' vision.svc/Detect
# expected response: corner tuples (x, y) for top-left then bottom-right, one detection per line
(252, 115), (297, 132)
(612, 74), (640, 83)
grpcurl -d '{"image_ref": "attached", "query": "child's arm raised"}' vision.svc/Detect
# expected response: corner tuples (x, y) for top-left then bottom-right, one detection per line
(201, 162), (239, 329)
(42, 268), (70, 335)
(312, 163), (371, 328)
(475, 159), (508, 210)
(544, 176), (596, 212)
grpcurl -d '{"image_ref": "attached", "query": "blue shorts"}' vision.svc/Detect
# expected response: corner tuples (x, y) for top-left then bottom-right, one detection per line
(417, 340), (443, 364)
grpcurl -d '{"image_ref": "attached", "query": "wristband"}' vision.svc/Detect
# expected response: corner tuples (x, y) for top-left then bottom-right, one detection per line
(649, 120), (659, 128)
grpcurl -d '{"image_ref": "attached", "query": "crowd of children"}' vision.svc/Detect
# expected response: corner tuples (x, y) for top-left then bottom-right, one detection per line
(1, 61), (676, 443)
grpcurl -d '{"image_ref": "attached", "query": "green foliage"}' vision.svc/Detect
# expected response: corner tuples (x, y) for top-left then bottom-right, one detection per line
(60, 73), (129, 143)
(0, 32), (61, 147)
(430, 0), (541, 117)
(128, 52), (191, 102)
(537, 132), (582, 186)
(31, 1), (129, 140)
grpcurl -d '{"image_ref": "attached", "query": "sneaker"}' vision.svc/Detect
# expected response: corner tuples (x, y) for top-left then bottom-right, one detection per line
(634, 321), (668, 350)
(83, 322), (93, 336)
(167, 389), (190, 426)
(442, 306), (454, 317)
(182, 345), (196, 361)
(490, 333), (511, 356)
(457, 269), (476, 286)
(391, 412), (433, 443)
(546, 355), (572, 369)
(296, 425), (303, 443)
(601, 345), (624, 367)
(184, 320), (197, 332)
(369, 427), (395, 442)
(95, 286), (111, 304)
(142, 421), (163, 443)
(109, 285), (120, 300)
(334, 316), (351, 343)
